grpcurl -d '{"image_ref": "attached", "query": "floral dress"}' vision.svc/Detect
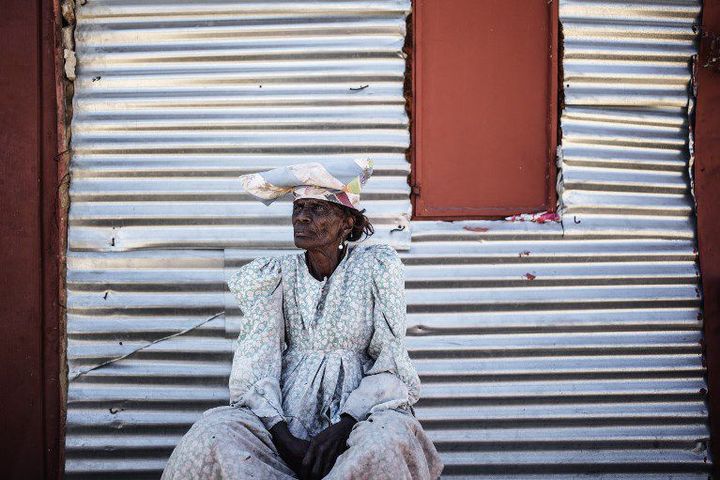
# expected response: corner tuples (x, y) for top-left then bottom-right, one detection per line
(162, 243), (443, 479)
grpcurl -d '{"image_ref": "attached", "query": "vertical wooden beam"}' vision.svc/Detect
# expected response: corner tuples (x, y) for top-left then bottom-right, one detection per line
(42, 0), (66, 477)
(695, 0), (720, 474)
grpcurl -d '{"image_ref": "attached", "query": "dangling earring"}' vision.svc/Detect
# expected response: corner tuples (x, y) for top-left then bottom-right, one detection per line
(338, 242), (344, 250)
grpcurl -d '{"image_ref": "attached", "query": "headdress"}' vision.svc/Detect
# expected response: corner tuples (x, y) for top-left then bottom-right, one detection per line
(238, 159), (374, 211)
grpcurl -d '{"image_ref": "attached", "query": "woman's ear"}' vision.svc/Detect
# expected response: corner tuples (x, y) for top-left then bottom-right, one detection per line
(344, 214), (355, 237)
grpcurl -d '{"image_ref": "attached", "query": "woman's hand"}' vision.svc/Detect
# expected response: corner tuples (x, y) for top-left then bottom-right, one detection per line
(301, 413), (357, 479)
(269, 421), (310, 475)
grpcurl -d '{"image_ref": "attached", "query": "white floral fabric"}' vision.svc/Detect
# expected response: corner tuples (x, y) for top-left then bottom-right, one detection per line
(161, 406), (443, 480)
(226, 243), (421, 440)
(162, 243), (444, 479)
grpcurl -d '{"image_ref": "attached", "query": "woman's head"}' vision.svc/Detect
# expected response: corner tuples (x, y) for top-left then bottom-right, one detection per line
(292, 198), (374, 251)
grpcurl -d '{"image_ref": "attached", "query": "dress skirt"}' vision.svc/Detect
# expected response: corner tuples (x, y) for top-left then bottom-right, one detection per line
(161, 406), (443, 480)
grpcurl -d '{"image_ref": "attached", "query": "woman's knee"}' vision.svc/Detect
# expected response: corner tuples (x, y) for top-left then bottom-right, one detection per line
(349, 409), (419, 451)
(181, 406), (264, 449)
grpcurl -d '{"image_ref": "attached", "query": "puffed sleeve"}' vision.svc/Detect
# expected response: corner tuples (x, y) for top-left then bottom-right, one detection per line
(227, 256), (286, 430)
(340, 244), (421, 422)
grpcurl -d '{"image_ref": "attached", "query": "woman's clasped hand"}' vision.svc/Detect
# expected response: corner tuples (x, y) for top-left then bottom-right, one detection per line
(270, 414), (358, 479)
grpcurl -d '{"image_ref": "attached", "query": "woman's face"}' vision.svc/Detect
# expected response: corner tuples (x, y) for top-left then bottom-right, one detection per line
(292, 198), (352, 251)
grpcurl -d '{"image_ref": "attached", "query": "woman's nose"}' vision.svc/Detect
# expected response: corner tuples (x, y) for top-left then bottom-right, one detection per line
(294, 209), (311, 223)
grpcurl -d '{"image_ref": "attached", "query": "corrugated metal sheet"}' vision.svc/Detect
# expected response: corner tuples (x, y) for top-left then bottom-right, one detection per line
(68, 0), (412, 252)
(64, 0), (709, 478)
(559, 0), (700, 241)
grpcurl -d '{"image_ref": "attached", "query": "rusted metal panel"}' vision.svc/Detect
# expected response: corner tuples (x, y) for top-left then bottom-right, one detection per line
(693, 0), (720, 474)
(63, 0), (709, 478)
(0, 1), (45, 476)
(412, 0), (558, 219)
(1, 0), (65, 478)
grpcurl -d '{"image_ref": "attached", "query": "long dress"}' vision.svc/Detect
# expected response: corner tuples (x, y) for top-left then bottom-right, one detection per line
(162, 243), (443, 479)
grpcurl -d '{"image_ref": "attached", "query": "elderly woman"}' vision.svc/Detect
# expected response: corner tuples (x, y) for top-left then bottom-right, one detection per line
(162, 160), (443, 479)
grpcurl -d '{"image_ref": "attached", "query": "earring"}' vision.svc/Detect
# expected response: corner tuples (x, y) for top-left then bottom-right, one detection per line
(338, 242), (344, 250)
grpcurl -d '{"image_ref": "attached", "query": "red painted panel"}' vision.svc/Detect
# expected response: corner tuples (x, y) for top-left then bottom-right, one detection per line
(694, 1), (720, 475)
(412, 0), (558, 219)
(0, 2), (45, 477)
(0, 0), (63, 478)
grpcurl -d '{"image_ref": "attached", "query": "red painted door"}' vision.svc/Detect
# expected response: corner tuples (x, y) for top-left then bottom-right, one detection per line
(412, 0), (558, 218)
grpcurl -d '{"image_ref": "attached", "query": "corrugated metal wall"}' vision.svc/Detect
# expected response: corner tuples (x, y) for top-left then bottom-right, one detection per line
(64, 0), (710, 478)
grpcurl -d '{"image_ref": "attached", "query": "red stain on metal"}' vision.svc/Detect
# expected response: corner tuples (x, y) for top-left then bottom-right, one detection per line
(412, 0), (559, 219)
(506, 211), (561, 223)
(524, 273), (537, 281)
(463, 226), (490, 232)
(533, 212), (561, 224)
(695, 2), (720, 474)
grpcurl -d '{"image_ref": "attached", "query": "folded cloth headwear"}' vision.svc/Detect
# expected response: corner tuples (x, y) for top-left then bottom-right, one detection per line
(238, 159), (374, 211)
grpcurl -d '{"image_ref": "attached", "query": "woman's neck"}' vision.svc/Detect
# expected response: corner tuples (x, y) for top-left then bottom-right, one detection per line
(305, 245), (347, 281)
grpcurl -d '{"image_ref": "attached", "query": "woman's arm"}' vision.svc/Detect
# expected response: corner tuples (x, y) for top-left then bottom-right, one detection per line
(340, 244), (420, 421)
(228, 256), (314, 476)
(227, 256), (286, 429)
